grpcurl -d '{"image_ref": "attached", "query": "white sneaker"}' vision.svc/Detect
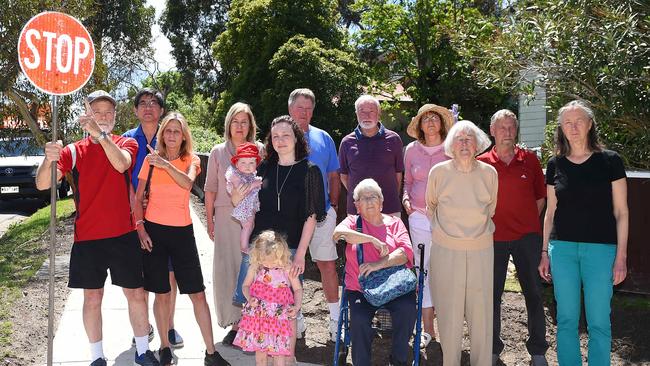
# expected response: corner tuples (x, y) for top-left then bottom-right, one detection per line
(329, 319), (340, 342)
(296, 313), (306, 339)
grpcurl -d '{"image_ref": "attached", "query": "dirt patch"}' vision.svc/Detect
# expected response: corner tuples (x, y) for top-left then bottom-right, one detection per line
(295, 274), (650, 366)
(0, 216), (74, 365)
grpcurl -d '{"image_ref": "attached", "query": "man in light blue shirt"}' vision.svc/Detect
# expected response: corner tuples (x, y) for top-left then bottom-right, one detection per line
(288, 88), (341, 342)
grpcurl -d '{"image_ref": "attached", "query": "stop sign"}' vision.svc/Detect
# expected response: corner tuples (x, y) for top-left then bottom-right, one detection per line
(17, 12), (95, 95)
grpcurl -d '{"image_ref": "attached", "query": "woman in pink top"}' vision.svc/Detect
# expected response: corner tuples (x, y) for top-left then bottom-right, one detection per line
(402, 103), (454, 348)
(332, 179), (416, 366)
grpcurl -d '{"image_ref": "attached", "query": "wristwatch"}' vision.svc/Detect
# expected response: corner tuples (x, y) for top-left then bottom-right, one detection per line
(97, 131), (108, 140)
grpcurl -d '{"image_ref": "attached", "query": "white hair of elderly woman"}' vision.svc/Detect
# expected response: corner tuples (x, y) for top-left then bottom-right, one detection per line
(443, 120), (492, 158)
(352, 178), (384, 202)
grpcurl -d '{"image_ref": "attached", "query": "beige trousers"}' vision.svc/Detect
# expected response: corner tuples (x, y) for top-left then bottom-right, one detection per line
(430, 243), (493, 366)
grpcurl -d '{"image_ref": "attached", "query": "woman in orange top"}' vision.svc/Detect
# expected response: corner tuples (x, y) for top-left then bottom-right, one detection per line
(134, 112), (229, 366)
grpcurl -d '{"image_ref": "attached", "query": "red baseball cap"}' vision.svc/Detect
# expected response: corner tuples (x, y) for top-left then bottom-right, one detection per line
(231, 142), (261, 166)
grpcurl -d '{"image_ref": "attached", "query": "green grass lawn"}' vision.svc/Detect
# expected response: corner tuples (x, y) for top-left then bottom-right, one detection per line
(0, 198), (75, 351)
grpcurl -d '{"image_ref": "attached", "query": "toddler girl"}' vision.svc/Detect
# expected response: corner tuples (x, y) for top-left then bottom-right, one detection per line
(225, 142), (263, 253)
(233, 230), (303, 366)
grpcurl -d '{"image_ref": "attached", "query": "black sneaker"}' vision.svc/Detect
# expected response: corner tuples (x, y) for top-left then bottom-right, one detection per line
(132, 324), (155, 346)
(89, 358), (107, 366)
(204, 350), (230, 366)
(159, 347), (173, 366)
(134, 350), (160, 366)
(168, 328), (184, 348)
(221, 330), (237, 346)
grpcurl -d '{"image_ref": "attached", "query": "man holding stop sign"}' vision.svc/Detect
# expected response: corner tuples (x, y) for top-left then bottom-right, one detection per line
(35, 90), (161, 366)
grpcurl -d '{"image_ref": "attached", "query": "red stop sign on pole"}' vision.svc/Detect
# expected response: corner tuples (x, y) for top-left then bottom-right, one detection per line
(17, 11), (95, 95)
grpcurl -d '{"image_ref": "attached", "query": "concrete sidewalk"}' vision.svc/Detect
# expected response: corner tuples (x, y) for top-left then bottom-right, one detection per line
(51, 205), (321, 365)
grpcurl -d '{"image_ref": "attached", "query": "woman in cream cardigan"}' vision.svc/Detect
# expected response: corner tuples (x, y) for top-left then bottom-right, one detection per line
(426, 120), (497, 366)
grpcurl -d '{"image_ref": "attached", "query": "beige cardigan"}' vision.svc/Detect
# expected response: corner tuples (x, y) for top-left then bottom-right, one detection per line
(426, 160), (498, 251)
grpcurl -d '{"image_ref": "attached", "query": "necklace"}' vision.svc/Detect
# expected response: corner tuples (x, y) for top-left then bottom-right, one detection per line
(275, 161), (296, 211)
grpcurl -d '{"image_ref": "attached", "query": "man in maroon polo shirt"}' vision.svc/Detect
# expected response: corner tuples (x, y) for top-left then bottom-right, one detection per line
(339, 94), (404, 216)
(477, 109), (549, 366)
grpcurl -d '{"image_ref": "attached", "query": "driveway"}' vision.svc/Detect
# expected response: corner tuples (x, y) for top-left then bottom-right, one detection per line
(0, 198), (44, 237)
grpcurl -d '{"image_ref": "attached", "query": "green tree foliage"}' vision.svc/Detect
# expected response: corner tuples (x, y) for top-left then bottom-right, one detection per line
(352, 0), (511, 128)
(160, 0), (230, 100)
(212, 0), (364, 138)
(263, 35), (367, 139)
(473, 0), (650, 169)
(139, 71), (223, 153)
(190, 124), (224, 153)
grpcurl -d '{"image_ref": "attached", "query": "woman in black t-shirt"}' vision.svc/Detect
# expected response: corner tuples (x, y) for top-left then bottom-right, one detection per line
(538, 100), (628, 365)
(251, 116), (326, 271)
(231, 115), (326, 356)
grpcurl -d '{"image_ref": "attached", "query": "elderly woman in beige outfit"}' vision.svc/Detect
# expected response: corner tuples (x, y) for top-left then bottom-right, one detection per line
(426, 120), (497, 366)
(204, 102), (263, 345)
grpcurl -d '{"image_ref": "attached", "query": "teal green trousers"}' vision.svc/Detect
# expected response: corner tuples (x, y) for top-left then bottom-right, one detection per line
(549, 240), (616, 366)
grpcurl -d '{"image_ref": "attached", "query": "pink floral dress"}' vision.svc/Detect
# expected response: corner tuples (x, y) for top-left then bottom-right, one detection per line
(233, 266), (294, 355)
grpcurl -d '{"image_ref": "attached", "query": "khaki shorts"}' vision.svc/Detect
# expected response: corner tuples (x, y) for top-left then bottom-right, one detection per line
(309, 206), (338, 262)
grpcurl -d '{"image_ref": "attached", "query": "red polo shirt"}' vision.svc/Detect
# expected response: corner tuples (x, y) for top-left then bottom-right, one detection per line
(58, 136), (138, 242)
(477, 146), (546, 241)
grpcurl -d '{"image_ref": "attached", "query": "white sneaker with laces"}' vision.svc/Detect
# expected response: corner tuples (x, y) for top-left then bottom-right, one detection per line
(329, 319), (340, 342)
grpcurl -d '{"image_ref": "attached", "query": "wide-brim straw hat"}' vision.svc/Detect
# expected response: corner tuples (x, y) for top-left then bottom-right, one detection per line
(407, 104), (454, 139)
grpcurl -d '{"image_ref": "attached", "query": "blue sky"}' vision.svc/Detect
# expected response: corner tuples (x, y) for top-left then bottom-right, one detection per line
(147, 0), (175, 72)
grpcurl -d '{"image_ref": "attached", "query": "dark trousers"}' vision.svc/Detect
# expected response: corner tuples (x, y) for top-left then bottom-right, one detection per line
(347, 290), (417, 366)
(493, 233), (549, 356)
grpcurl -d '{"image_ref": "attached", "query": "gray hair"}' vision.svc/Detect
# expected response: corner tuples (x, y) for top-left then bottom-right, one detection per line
(557, 100), (595, 125)
(554, 99), (602, 156)
(443, 120), (492, 158)
(354, 95), (380, 112)
(490, 109), (518, 128)
(288, 88), (316, 108)
(352, 178), (384, 202)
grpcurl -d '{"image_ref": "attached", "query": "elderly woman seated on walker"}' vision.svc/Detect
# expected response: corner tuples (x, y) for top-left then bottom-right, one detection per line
(332, 178), (417, 366)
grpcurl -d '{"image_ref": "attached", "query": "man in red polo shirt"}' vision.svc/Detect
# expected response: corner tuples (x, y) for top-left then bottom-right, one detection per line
(477, 109), (549, 366)
(36, 90), (159, 366)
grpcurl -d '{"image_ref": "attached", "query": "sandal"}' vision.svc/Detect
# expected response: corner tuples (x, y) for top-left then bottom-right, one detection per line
(221, 329), (237, 346)
(419, 331), (433, 349)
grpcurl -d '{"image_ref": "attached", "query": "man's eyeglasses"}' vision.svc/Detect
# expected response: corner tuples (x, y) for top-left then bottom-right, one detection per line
(138, 100), (160, 108)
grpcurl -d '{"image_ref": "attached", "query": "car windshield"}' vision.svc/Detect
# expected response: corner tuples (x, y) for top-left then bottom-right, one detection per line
(0, 138), (44, 157)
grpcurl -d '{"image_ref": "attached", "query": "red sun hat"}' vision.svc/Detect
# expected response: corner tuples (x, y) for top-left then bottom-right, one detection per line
(231, 142), (261, 166)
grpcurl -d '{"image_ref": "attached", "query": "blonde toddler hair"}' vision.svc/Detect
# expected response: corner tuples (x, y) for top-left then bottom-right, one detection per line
(249, 230), (292, 268)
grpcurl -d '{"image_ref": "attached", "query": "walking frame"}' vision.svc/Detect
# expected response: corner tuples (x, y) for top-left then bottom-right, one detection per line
(333, 240), (427, 365)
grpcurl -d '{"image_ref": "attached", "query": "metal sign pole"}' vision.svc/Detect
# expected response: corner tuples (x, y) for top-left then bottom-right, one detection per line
(47, 94), (58, 366)
(18, 12), (94, 366)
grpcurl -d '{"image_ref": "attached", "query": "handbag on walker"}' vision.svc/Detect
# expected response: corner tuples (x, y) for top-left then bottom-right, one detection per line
(355, 215), (417, 307)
